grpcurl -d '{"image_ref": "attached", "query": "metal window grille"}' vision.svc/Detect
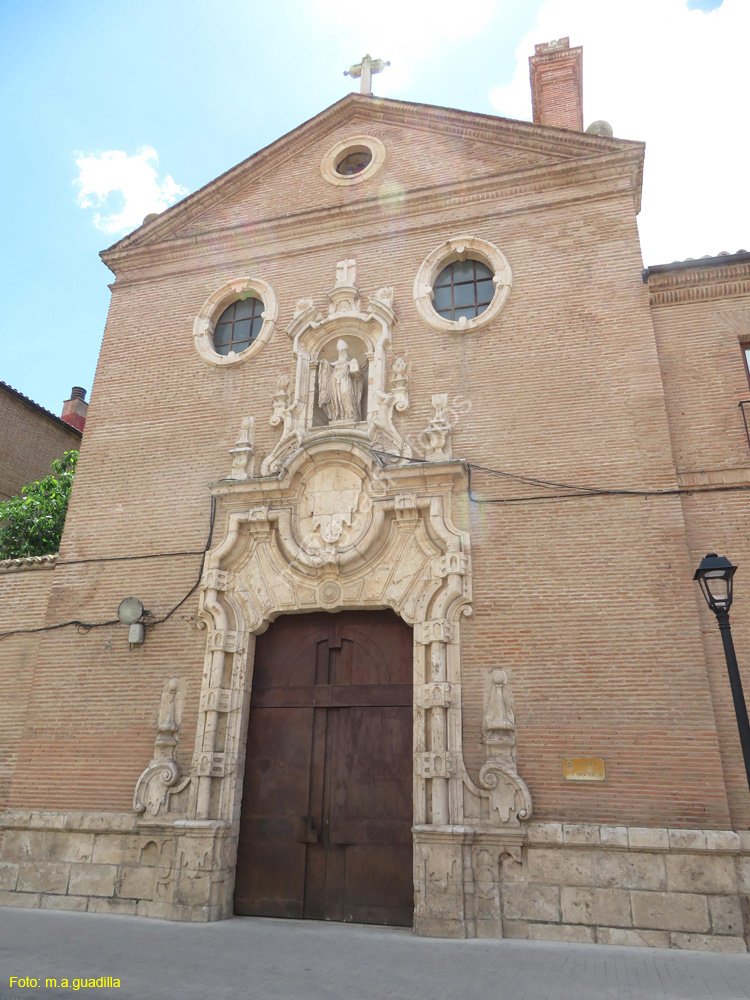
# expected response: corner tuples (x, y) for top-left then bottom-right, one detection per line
(213, 298), (264, 356)
(432, 260), (495, 322)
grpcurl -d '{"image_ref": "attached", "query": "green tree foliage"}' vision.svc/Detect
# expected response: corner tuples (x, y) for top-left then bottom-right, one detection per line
(0, 450), (78, 559)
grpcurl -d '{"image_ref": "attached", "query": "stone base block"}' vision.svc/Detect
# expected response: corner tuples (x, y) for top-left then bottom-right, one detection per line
(670, 932), (747, 953)
(529, 922), (596, 943)
(597, 927), (670, 948)
(40, 894), (89, 912)
(0, 811), (748, 954)
(413, 915), (467, 938)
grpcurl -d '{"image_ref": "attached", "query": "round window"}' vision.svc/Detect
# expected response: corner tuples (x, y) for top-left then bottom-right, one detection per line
(335, 150), (372, 176)
(432, 259), (495, 322)
(413, 237), (512, 333)
(213, 298), (264, 356)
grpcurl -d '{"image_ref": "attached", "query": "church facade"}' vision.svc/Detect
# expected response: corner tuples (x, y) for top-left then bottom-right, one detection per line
(1, 40), (749, 951)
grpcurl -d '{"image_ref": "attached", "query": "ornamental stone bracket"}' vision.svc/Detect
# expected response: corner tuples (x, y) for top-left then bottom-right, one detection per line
(133, 678), (191, 819)
(478, 669), (533, 826)
(423, 394), (452, 461)
(260, 259), (412, 476)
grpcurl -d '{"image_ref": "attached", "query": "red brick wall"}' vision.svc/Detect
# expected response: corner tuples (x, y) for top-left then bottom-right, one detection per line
(0, 566), (55, 810)
(650, 268), (750, 828)
(4, 108), (738, 829)
(0, 388), (81, 501)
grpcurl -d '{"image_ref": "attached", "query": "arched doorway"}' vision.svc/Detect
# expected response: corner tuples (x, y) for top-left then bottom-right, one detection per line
(234, 610), (413, 926)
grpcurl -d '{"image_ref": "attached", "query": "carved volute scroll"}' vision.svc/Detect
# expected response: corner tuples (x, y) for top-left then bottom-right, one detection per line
(391, 357), (409, 413)
(478, 669), (533, 826)
(133, 678), (190, 818)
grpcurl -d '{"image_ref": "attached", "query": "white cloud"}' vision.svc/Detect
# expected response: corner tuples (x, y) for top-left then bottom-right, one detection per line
(488, 0), (750, 264)
(74, 147), (189, 234)
(304, 0), (501, 93)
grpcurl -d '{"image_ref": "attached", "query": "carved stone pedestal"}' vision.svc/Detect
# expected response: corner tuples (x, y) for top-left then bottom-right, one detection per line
(414, 826), (525, 939)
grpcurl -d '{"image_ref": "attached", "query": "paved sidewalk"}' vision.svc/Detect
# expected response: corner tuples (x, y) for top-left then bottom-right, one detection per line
(0, 907), (748, 1000)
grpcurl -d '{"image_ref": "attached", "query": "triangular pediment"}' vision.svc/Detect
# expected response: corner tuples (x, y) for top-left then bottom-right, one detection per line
(102, 94), (643, 264)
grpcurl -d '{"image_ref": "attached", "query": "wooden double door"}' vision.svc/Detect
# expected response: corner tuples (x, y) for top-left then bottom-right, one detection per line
(234, 610), (413, 926)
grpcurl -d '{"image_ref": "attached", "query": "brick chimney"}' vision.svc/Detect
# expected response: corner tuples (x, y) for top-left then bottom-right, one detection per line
(529, 37), (583, 131)
(61, 386), (88, 433)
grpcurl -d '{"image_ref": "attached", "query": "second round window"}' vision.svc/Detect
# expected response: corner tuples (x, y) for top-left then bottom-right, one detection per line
(213, 298), (264, 355)
(432, 259), (495, 322)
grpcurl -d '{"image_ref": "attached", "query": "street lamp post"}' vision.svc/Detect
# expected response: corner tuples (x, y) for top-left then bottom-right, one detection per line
(693, 553), (750, 795)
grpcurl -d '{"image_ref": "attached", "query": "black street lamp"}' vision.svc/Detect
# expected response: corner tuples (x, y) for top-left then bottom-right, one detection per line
(693, 553), (750, 795)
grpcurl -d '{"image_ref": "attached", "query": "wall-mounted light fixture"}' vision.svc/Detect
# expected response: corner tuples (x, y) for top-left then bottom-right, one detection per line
(117, 597), (145, 649)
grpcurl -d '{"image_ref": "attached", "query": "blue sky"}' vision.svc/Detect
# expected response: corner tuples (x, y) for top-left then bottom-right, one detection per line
(1, 0), (746, 414)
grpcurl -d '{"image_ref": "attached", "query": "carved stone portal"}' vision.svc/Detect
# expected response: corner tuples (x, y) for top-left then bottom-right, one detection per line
(184, 260), (532, 938)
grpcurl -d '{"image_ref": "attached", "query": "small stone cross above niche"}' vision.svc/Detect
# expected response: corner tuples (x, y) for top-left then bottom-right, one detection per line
(336, 259), (356, 287)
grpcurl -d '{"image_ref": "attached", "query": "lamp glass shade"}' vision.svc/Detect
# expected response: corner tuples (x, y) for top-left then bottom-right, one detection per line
(117, 596), (144, 624)
(693, 554), (737, 613)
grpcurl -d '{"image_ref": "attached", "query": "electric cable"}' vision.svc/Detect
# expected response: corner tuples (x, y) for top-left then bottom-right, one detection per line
(0, 496), (217, 642)
(3, 446), (748, 643)
(370, 449), (750, 504)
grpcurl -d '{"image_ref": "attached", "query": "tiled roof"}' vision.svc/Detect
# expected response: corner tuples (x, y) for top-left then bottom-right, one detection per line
(0, 381), (82, 435)
(643, 249), (750, 280)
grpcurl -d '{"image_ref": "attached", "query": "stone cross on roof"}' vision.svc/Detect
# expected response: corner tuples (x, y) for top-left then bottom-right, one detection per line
(344, 54), (390, 96)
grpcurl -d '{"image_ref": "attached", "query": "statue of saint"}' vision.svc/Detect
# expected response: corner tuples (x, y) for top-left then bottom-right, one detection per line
(318, 339), (365, 423)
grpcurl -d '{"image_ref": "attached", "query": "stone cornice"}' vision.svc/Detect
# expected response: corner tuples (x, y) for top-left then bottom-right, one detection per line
(104, 148), (644, 287)
(0, 553), (57, 574)
(0, 808), (231, 834)
(2, 809), (746, 855)
(102, 94), (643, 271)
(648, 258), (750, 307)
(525, 821), (749, 855)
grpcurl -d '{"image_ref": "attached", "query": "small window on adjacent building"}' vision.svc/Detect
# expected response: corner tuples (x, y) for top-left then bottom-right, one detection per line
(213, 298), (264, 356)
(432, 260), (495, 322)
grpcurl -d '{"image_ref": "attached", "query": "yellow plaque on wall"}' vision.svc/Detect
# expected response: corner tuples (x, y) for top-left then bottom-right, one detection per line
(563, 757), (606, 781)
